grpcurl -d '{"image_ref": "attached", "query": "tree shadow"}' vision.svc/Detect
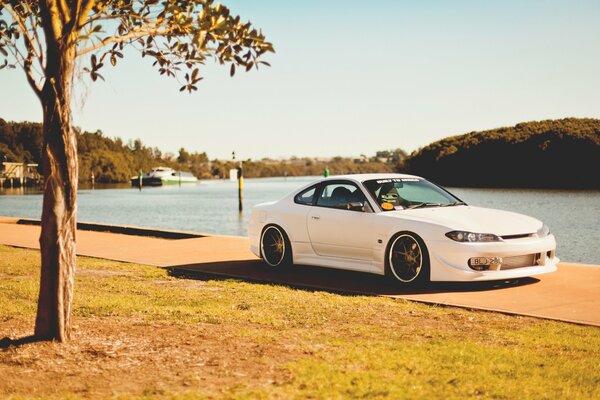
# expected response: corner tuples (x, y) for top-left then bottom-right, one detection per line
(167, 259), (540, 296)
(0, 335), (47, 349)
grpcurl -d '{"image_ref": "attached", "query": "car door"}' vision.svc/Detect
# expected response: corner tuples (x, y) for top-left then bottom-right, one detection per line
(307, 181), (376, 260)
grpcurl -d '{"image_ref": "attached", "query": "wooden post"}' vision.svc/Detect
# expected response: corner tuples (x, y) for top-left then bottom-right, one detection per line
(238, 163), (243, 213)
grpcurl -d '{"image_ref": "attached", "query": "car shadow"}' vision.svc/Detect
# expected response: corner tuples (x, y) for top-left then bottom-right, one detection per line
(167, 259), (540, 296)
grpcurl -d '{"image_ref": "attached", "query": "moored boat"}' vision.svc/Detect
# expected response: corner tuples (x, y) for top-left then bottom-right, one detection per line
(131, 167), (198, 187)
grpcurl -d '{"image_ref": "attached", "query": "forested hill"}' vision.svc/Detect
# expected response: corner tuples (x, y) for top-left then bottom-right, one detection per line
(406, 118), (600, 189)
(0, 119), (196, 182)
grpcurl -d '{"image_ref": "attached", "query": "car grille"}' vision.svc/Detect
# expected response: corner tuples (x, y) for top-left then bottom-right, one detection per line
(500, 253), (539, 270)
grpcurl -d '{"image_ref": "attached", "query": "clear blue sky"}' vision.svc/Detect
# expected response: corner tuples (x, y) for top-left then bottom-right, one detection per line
(1, 0), (599, 160)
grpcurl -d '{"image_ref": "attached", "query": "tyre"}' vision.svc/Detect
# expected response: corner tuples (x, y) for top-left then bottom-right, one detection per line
(260, 225), (292, 267)
(386, 232), (430, 286)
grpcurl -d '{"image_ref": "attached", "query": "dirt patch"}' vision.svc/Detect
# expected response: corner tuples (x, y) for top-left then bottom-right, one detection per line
(0, 317), (296, 399)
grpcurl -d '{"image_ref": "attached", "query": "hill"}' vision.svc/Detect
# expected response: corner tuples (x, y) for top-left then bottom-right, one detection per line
(405, 118), (600, 189)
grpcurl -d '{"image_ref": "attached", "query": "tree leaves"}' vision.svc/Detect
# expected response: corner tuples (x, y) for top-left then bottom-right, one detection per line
(75, 1), (274, 91)
(2, 1), (275, 92)
(85, 53), (104, 81)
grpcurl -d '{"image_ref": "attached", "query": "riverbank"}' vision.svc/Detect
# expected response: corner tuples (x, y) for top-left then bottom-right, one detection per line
(1, 179), (599, 264)
(1, 244), (599, 399)
(1, 217), (599, 327)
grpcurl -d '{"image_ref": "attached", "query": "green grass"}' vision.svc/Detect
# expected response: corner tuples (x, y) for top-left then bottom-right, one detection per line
(1, 244), (599, 399)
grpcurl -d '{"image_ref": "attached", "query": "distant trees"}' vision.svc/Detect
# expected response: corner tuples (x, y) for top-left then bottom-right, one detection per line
(405, 118), (600, 189)
(1, 119), (398, 181)
(0, 119), (43, 165)
(5, 118), (599, 189)
(208, 156), (394, 179)
(1, 120), (183, 182)
(178, 147), (210, 178)
(374, 148), (408, 171)
(177, 147), (190, 164)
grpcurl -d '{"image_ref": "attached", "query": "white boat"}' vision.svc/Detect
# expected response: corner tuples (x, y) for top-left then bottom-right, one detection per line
(131, 167), (198, 186)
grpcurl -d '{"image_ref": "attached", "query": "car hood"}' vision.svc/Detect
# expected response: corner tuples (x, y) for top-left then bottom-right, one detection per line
(385, 205), (542, 236)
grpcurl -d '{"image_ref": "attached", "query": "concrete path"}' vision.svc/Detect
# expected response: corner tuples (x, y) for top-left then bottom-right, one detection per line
(1, 217), (599, 327)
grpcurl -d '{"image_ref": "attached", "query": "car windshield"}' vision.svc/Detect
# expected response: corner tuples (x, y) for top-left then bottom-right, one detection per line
(363, 178), (462, 211)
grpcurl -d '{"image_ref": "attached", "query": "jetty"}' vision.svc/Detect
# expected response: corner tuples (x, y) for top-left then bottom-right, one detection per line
(0, 162), (42, 188)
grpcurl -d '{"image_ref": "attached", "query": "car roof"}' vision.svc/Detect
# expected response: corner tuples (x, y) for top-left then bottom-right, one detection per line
(322, 173), (423, 183)
(283, 173), (426, 203)
(287, 173), (425, 197)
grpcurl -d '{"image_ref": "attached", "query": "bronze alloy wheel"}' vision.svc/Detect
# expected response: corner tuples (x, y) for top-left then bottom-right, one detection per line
(261, 226), (288, 267)
(388, 233), (425, 283)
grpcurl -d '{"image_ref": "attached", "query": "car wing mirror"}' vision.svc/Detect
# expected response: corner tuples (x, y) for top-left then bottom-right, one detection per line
(348, 202), (365, 212)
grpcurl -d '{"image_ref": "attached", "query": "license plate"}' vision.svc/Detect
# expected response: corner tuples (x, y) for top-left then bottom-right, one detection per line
(471, 257), (503, 266)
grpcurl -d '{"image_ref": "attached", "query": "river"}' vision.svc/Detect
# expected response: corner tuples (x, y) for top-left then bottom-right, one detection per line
(1, 177), (598, 264)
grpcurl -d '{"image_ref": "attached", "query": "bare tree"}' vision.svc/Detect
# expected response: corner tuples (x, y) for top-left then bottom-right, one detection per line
(0, 0), (273, 342)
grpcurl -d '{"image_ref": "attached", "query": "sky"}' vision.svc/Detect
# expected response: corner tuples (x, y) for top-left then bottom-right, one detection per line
(1, 0), (599, 160)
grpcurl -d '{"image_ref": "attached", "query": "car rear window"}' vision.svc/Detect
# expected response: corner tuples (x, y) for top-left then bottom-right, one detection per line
(294, 186), (317, 205)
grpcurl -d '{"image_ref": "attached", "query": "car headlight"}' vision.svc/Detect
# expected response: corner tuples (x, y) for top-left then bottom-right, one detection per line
(445, 231), (501, 242)
(537, 224), (550, 238)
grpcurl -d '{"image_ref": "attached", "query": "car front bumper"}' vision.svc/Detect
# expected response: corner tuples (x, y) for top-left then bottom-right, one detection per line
(428, 234), (558, 282)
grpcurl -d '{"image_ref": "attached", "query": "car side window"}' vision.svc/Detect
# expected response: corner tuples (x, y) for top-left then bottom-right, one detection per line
(294, 186), (317, 205)
(316, 182), (368, 211)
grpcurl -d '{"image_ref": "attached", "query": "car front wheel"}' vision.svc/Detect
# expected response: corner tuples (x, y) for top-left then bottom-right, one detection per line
(260, 225), (292, 267)
(387, 232), (430, 286)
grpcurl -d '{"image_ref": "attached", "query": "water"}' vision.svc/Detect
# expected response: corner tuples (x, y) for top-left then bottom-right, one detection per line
(1, 177), (599, 264)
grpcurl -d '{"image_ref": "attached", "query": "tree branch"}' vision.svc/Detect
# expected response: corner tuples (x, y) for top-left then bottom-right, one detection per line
(24, 58), (43, 101)
(56, 0), (72, 26)
(39, 0), (64, 42)
(5, 42), (42, 100)
(77, 25), (170, 56)
(74, 0), (96, 31)
(79, 12), (157, 30)
(3, 3), (47, 88)
(22, 0), (45, 71)
(3, 4), (40, 59)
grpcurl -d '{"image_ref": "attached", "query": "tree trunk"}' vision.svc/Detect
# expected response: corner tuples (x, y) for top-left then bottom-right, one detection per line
(34, 34), (78, 342)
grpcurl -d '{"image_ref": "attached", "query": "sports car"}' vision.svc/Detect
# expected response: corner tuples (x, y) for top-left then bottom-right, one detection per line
(248, 174), (558, 285)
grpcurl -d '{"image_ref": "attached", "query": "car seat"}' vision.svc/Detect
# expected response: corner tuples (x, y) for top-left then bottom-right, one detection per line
(329, 186), (352, 208)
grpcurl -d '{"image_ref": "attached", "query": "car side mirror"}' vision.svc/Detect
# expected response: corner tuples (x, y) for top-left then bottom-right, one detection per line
(348, 202), (365, 212)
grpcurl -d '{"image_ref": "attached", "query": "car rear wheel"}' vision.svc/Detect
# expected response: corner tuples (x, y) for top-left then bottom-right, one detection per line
(387, 232), (430, 286)
(260, 225), (292, 267)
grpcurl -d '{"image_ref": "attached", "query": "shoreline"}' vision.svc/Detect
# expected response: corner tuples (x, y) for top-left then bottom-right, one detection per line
(0, 216), (246, 240)
(0, 216), (597, 268)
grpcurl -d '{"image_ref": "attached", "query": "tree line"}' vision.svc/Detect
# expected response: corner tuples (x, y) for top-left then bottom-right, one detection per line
(0, 118), (398, 182)
(0, 118), (191, 183)
(2, 117), (598, 188)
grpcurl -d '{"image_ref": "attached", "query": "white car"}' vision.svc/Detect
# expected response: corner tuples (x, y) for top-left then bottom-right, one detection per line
(248, 174), (558, 285)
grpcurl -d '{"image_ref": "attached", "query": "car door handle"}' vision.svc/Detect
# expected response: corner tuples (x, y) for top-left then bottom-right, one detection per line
(311, 216), (320, 220)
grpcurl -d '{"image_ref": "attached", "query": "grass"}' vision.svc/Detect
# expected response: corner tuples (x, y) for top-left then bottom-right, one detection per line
(0, 244), (599, 399)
